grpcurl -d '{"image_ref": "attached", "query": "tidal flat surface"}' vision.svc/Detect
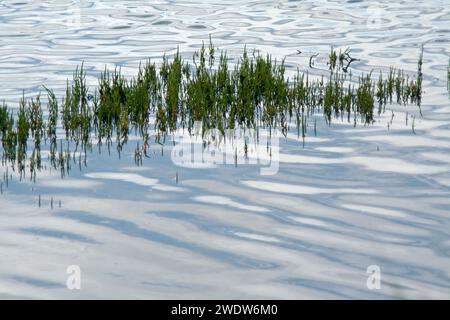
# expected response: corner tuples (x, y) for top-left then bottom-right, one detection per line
(0, 0), (449, 299)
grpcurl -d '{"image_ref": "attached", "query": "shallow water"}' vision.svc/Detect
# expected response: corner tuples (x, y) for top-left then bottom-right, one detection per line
(0, 0), (449, 299)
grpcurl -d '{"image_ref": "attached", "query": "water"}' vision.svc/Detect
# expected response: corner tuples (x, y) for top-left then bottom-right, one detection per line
(0, 0), (449, 299)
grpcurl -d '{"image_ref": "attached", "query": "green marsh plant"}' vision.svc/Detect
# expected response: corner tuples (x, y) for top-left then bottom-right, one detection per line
(0, 42), (426, 182)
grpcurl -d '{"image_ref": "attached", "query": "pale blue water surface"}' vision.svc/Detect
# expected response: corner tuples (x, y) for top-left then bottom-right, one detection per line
(0, 0), (449, 299)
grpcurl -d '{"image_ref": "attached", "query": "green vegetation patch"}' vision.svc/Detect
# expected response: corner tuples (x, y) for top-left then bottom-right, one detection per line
(0, 40), (424, 180)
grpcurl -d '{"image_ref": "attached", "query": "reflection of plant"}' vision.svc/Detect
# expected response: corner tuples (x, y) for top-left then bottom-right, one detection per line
(0, 42), (425, 181)
(447, 59), (450, 98)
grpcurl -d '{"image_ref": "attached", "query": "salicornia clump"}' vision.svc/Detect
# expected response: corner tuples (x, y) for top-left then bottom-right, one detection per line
(0, 41), (425, 181)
